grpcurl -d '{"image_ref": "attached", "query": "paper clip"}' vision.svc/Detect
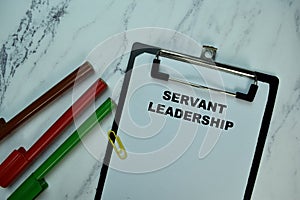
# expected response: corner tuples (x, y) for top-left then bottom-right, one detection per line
(107, 130), (127, 160)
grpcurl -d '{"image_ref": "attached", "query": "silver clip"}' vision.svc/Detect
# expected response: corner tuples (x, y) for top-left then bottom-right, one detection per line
(152, 46), (258, 101)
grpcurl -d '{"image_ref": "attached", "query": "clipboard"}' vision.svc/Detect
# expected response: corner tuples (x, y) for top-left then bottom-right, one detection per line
(95, 42), (279, 200)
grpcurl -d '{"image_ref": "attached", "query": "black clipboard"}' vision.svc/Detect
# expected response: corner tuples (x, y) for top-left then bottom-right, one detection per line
(95, 42), (279, 200)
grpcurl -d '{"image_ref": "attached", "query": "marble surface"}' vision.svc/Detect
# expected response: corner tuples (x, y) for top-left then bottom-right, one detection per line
(0, 0), (300, 199)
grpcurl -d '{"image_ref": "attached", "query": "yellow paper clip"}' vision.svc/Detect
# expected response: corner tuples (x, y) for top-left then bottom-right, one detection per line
(107, 130), (127, 160)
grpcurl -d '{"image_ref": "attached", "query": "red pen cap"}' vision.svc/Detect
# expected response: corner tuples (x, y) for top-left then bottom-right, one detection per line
(0, 148), (29, 187)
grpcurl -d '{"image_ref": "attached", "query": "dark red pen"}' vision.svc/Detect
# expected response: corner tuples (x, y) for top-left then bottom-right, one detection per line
(0, 62), (94, 142)
(0, 78), (107, 187)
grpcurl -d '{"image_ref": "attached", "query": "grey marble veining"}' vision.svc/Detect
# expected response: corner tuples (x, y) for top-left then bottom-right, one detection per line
(175, 0), (203, 33)
(0, 0), (300, 199)
(295, 8), (300, 37)
(73, 161), (102, 200)
(0, 0), (71, 105)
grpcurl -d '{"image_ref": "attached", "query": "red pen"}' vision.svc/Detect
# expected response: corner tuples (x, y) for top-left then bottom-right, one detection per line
(0, 78), (107, 187)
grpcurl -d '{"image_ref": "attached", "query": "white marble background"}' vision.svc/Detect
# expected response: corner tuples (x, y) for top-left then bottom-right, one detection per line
(0, 0), (299, 199)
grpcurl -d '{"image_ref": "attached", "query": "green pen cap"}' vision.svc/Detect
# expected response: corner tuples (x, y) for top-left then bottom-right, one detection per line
(7, 172), (48, 200)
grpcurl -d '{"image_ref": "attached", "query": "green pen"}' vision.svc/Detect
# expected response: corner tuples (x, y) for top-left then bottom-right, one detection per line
(7, 98), (114, 200)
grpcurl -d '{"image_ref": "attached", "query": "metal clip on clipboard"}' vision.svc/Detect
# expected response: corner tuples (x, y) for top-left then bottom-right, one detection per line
(151, 46), (258, 102)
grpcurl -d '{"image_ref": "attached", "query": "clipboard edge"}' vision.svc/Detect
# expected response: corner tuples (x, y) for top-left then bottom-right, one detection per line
(243, 73), (279, 200)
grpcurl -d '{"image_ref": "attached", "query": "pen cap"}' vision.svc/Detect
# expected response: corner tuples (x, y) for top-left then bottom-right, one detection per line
(7, 173), (48, 200)
(0, 147), (29, 187)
